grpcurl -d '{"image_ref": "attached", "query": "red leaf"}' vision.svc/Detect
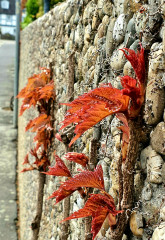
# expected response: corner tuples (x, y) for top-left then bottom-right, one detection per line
(25, 114), (53, 151)
(91, 206), (109, 239)
(17, 68), (53, 115)
(25, 114), (52, 132)
(22, 153), (29, 165)
(62, 165), (104, 191)
(61, 193), (122, 239)
(55, 133), (62, 142)
(120, 45), (145, 117)
(29, 147), (38, 159)
(59, 46), (145, 146)
(121, 75), (144, 117)
(48, 185), (76, 204)
(64, 152), (89, 167)
(60, 84), (130, 146)
(34, 155), (50, 171)
(33, 131), (51, 151)
(120, 44), (145, 84)
(26, 148), (50, 171)
(39, 80), (55, 101)
(116, 113), (129, 161)
(21, 166), (36, 172)
(43, 155), (71, 177)
(121, 75), (140, 101)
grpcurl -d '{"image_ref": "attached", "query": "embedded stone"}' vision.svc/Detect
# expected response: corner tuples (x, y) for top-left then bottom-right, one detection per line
(103, 157), (111, 165)
(74, 11), (80, 25)
(64, 40), (72, 54)
(144, 79), (165, 125)
(69, 14), (76, 27)
(141, 183), (152, 201)
(113, 76), (122, 89)
(102, 15), (110, 26)
(152, 222), (165, 240)
(148, 43), (165, 77)
(162, 163), (165, 183)
(123, 61), (134, 77)
(150, 122), (165, 155)
(74, 23), (84, 49)
(98, 16), (109, 38)
(140, 145), (153, 174)
(106, 18), (116, 56)
(83, 46), (97, 73)
(114, 0), (132, 15)
(163, 26), (165, 52)
(147, 149), (164, 184)
(111, 116), (120, 135)
(130, 39), (141, 51)
(124, 18), (136, 48)
(113, 14), (127, 44)
(102, 0), (113, 16)
(135, 5), (149, 35)
(64, 6), (73, 23)
(160, 206), (165, 221)
(110, 43), (126, 71)
(162, 1), (165, 20)
(122, 235), (128, 240)
(98, 23), (105, 38)
(77, 196), (84, 209)
(83, 1), (96, 25)
(134, 172), (144, 201)
(110, 151), (120, 191)
(84, 24), (92, 45)
(94, 33), (98, 46)
(92, 9), (100, 30)
(98, 0), (112, 19)
(129, 211), (143, 237)
(113, 132), (121, 150)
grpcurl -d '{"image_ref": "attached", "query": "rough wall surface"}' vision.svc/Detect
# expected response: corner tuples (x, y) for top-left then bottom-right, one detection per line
(18, 0), (165, 239)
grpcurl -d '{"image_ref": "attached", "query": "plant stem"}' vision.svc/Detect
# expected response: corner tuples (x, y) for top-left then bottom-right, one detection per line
(122, 120), (140, 210)
(32, 172), (46, 240)
(61, 51), (75, 239)
(85, 126), (101, 240)
(110, 119), (141, 240)
(118, 154), (123, 210)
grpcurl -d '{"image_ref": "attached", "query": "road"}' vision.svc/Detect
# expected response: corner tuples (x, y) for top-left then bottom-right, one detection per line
(0, 40), (17, 240)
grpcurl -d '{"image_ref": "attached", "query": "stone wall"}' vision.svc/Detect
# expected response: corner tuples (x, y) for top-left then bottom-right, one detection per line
(18, 0), (165, 239)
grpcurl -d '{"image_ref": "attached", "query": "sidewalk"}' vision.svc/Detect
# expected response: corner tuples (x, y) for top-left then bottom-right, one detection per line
(0, 40), (17, 240)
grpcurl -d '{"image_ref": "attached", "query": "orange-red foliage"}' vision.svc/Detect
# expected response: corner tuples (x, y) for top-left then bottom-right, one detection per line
(61, 165), (104, 191)
(17, 68), (55, 171)
(62, 193), (122, 240)
(64, 152), (89, 167)
(43, 155), (71, 177)
(17, 68), (55, 116)
(60, 45), (145, 151)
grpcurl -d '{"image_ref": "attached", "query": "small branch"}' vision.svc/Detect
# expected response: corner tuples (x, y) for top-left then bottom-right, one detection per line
(122, 120), (140, 210)
(68, 51), (75, 102)
(61, 51), (75, 239)
(118, 154), (123, 210)
(109, 212), (127, 240)
(85, 125), (101, 240)
(89, 125), (101, 171)
(32, 173), (46, 240)
(85, 216), (93, 240)
(110, 119), (141, 240)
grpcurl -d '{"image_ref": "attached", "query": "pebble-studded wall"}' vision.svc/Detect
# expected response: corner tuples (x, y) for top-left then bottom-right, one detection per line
(18, 0), (165, 239)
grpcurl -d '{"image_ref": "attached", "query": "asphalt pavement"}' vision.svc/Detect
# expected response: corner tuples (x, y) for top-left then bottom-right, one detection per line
(0, 40), (17, 240)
